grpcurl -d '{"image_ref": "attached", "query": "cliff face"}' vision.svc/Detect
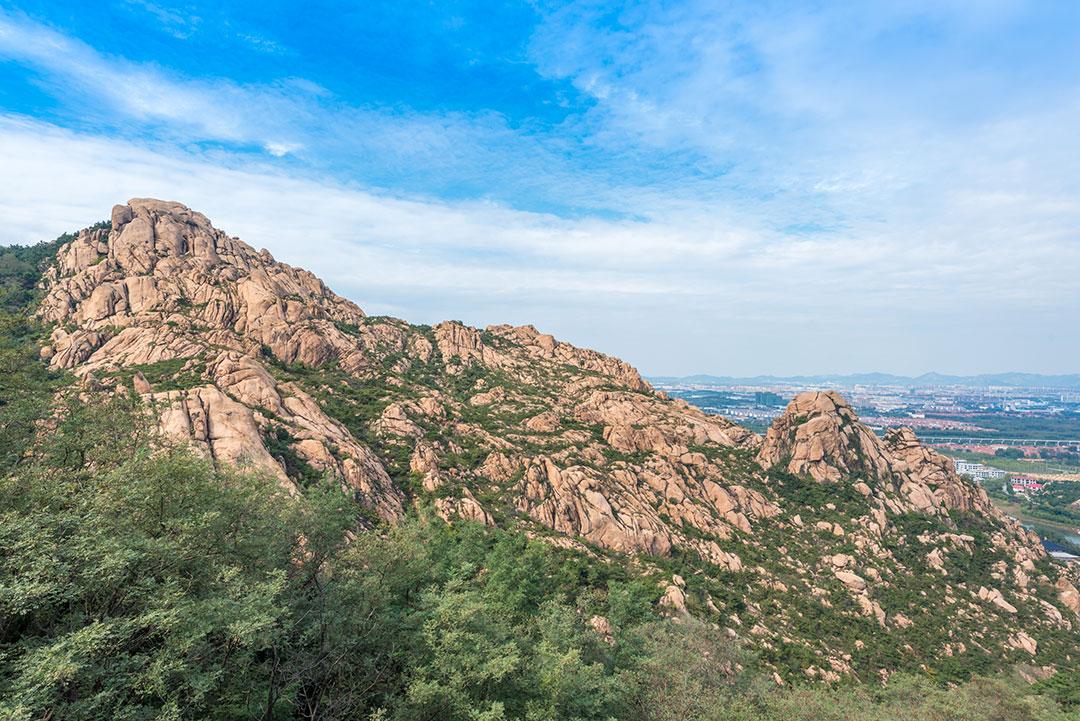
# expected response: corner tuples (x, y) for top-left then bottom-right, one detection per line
(34, 199), (1079, 680)
(39, 199), (404, 518)
(757, 390), (998, 516)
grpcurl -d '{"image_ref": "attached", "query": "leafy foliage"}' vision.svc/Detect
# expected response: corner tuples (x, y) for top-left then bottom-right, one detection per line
(0, 239), (71, 470)
(0, 230), (1074, 720)
(0, 391), (1072, 720)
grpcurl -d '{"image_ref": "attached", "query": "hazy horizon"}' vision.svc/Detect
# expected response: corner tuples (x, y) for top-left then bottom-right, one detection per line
(2, 2), (1078, 377)
(646, 370), (1080, 386)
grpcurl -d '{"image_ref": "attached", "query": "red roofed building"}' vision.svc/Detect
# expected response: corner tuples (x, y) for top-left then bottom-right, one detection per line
(1011, 475), (1044, 494)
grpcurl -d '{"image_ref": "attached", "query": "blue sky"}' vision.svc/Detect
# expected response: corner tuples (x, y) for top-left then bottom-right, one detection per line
(1, 1), (1078, 376)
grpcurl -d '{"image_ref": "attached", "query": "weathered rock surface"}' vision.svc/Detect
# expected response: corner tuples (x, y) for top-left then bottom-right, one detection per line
(760, 392), (1014, 520)
(34, 199), (1080, 681)
(758, 391), (889, 482)
(1058, 577), (1080, 616)
(39, 200), (404, 517)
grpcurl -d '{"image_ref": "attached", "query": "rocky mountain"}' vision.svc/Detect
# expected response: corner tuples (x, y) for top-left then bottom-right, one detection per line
(31, 199), (1080, 682)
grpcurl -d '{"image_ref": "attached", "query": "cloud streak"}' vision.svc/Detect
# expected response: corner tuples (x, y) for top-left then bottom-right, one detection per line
(0, 3), (1078, 375)
(2, 114), (1077, 375)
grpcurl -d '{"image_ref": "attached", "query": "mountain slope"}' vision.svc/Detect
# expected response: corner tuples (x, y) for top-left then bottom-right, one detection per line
(31, 199), (1080, 681)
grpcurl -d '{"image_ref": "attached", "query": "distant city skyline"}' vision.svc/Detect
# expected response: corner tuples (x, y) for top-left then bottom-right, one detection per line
(647, 372), (1080, 390)
(2, 2), (1079, 376)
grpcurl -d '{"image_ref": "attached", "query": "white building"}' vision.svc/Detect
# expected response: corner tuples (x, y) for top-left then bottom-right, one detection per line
(954, 460), (1007, 482)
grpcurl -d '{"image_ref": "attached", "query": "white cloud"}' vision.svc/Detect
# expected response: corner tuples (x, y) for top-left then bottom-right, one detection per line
(122, 0), (201, 40)
(0, 115), (696, 294)
(1, 114), (1078, 376)
(0, 10), (766, 221)
(1, 5), (1078, 375)
(0, 10), (303, 148)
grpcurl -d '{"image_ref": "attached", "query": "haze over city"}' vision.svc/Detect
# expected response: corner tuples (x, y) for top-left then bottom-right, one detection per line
(1, 2), (1078, 376)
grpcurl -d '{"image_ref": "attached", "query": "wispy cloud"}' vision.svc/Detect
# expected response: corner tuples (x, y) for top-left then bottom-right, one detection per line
(0, 4), (1078, 375)
(2, 114), (1077, 375)
(0, 8), (806, 224)
(0, 9), (307, 153)
(122, 0), (202, 40)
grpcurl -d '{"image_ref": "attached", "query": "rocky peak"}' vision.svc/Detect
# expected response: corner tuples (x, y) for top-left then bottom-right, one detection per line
(26, 200), (1079, 680)
(758, 391), (891, 482)
(32, 199), (696, 528)
(760, 392), (1013, 520)
(40, 198), (367, 370)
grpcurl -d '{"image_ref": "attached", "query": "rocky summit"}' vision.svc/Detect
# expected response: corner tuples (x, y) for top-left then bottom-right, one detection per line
(32, 199), (1080, 681)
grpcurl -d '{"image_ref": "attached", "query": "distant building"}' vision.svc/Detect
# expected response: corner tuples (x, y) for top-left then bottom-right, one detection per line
(954, 460), (1007, 482)
(753, 391), (786, 407)
(1010, 475), (1044, 494)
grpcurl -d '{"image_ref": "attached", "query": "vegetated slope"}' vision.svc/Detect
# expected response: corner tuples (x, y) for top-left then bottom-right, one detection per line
(30, 199), (1080, 681)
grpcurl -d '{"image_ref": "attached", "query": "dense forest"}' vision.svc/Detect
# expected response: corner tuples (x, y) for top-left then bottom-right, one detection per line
(1, 238), (1078, 720)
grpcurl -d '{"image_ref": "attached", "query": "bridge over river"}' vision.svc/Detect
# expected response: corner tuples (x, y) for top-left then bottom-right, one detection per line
(915, 436), (1080, 448)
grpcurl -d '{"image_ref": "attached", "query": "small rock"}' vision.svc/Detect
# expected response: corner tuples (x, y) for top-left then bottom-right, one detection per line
(133, 371), (151, 394)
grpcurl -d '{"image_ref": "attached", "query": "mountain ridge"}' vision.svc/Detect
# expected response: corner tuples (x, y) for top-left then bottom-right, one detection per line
(28, 198), (1080, 682)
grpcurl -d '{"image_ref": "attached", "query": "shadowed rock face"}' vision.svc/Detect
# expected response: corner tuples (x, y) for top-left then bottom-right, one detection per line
(34, 199), (1080, 679)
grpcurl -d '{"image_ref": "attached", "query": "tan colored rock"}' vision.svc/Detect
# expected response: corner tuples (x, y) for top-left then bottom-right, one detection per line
(835, 570), (868, 592)
(660, 581), (689, 617)
(977, 586), (1017, 614)
(1039, 599), (1067, 627)
(758, 392), (891, 482)
(885, 427), (993, 515)
(589, 615), (614, 642)
(856, 595), (887, 627)
(374, 403), (422, 438)
(1008, 631), (1038, 655)
(433, 487), (493, 526)
(469, 386), (506, 407)
(478, 451), (518, 482)
(1058, 578), (1080, 616)
(158, 385), (285, 483)
(132, 371), (151, 394)
(525, 411), (560, 433)
(487, 323), (650, 392)
(516, 457), (673, 555)
(927, 547), (946, 573)
(830, 553), (852, 568)
(758, 392), (999, 524)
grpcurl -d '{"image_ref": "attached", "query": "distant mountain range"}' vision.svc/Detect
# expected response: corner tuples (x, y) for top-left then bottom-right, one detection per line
(649, 372), (1080, 390)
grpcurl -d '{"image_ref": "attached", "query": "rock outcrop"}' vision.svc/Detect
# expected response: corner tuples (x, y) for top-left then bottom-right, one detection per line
(760, 392), (1002, 518)
(39, 200), (404, 519)
(758, 391), (890, 482)
(32, 199), (1080, 682)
